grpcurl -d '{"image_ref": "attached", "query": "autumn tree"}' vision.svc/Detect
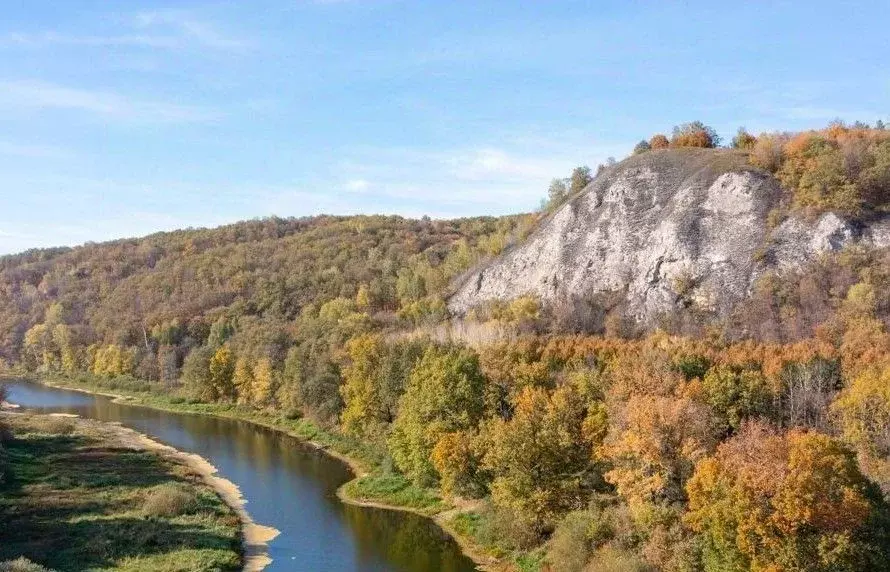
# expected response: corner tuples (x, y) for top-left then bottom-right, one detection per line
(482, 384), (604, 526)
(388, 345), (486, 485)
(251, 357), (275, 407)
(570, 165), (593, 194)
(233, 357), (254, 405)
(649, 134), (670, 149)
(340, 334), (424, 441)
(701, 365), (774, 435)
(832, 362), (890, 490)
(731, 127), (757, 150)
(340, 334), (389, 440)
(750, 132), (786, 172)
(686, 422), (890, 572)
(431, 429), (488, 498)
(671, 121), (720, 148)
(602, 395), (716, 510)
(208, 346), (236, 401)
(182, 346), (216, 401)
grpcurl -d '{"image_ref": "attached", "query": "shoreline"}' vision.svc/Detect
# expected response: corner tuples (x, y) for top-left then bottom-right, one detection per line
(109, 421), (281, 572)
(13, 376), (496, 571)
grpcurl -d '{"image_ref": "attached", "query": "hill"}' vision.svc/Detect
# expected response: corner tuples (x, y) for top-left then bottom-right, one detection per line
(449, 147), (890, 336)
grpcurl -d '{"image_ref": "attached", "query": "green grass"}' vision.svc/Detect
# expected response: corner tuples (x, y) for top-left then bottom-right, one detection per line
(0, 413), (242, 572)
(339, 474), (445, 515)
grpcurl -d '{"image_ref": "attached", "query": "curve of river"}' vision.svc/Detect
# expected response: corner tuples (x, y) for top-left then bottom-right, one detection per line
(5, 380), (477, 572)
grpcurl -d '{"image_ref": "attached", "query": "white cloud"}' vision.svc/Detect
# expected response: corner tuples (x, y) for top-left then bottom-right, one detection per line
(134, 11), (247, 50)
(343, 179), (371, 191)
(0, 80), (220, 124)
(1, 31), (179, 49)
(1, 10), (246, 52)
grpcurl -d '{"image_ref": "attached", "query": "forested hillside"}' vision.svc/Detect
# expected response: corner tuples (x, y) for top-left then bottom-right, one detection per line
(3, 121), (890, 571)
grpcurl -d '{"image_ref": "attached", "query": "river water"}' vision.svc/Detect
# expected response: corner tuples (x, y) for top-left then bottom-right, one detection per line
(4, 380), (477, 572)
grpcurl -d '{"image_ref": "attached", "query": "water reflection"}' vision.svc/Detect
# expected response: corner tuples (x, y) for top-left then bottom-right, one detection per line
(5, 381), (478, 572)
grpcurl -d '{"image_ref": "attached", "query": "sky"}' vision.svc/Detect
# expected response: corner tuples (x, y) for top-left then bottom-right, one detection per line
(0, 1), (888, 254)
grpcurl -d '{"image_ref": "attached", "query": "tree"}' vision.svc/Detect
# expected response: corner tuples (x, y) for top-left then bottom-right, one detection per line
(233, 357), (254, 405)
(431, 429), (488, 498)
(649, 134), (670, 149)
(731, 127), (757, 150)
(832, 362), (890, 490)
(780, 358), (841, 431)
(208, 346), (236, 401)
(388, 345), (486, 485)
(671, 121), (720, 148)
(750, 132), (786, 172)
(482, 384), (602, 526)
(701, 365), (774, 435)
(543, 178), (569, 212)
(602, 395), (716, 510)
(251, 357), (275, 407)
(686, 423), (890, 572)
(633, 140), (651, 155)
(181, 346), (215, 401)
(340, 334), (388, 439)
(569, 165), (593, 194)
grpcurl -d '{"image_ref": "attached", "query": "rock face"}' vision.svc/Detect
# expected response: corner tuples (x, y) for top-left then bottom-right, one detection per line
(448, 149), (890, 326)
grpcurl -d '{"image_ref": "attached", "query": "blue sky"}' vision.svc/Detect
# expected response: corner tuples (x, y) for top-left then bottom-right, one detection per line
(0, 1), (888, 254)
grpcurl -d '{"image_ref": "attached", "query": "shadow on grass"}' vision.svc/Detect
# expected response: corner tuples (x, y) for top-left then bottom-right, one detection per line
(0, 428), (239, 571)
(0, 516), (239, 571)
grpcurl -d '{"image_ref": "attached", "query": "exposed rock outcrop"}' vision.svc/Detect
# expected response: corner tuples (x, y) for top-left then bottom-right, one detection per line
(447, 149), (890, 326)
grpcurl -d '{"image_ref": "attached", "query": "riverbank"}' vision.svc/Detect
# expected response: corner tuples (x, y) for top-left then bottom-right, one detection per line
(0, 411), (247, 571)
(7, 373), (504, 571)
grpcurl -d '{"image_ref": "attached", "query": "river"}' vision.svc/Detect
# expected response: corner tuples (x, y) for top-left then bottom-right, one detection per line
(4, 380), (478, 572)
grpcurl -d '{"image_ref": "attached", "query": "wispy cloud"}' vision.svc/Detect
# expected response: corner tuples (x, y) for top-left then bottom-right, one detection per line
(1, 31), (179, 49)
(343, 179), (371, 192)
(0, 80), (220, 124)
(134, 11), (248, 50)
(1, 10), (247, 52)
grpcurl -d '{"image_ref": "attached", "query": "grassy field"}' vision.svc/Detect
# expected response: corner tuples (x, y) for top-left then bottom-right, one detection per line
(0, 412), (242, 572)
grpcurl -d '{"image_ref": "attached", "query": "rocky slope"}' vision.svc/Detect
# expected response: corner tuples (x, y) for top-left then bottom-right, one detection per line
(448, 149), (890, 326)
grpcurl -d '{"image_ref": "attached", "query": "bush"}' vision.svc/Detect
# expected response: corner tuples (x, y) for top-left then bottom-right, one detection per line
(31, 416), (75, 436)
(474, 504), (541, 551)
(670, 121), (720, 148)
(584, 546), (652, 571)
(547, 511), (595, 572)
(0, 558), (53, 572)
(649, 134), (670, 150)
(143, 483), (197, 517)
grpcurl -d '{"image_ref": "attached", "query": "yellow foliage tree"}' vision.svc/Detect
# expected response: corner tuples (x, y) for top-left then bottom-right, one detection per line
(251, 357), (275, 407)
(602, 395), (716, 511)
(233, 357), (254, 405)
(686, 423), (889, 572)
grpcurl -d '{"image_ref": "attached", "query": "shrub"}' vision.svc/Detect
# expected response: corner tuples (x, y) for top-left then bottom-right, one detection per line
(731, 127), (757, 150)
(649, 134), (670, 150)
(32, 416), (75, 436)
(0, 558), (53, 572)
(547, 511), (596, 572)
(584, 546), (652, 571)
(633, 140), (651, 155)
(143, 483), (197, 517)
(750, 133), (786, 172)
(670, 121), (720, 148)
